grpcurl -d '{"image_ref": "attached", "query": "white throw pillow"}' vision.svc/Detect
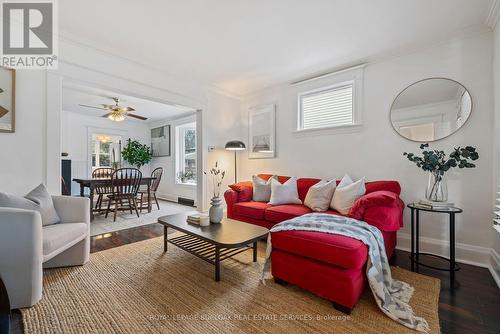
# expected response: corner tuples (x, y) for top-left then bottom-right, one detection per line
(304, 179), (337, 212)
(269, 177), (302, 206)
(0, 184), (60, 226)
(252, 175), (277, 202)
(330, 174), (366, 215)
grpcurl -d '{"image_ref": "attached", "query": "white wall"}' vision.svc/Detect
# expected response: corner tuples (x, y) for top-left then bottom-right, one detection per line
(0, 71), (47, 194)
(491, 22), (500, 285)
(149, 114), (197, 203)
(204, 91), (244, 205)
(61, 110), (151, 194)
(239, 32), (495, 266)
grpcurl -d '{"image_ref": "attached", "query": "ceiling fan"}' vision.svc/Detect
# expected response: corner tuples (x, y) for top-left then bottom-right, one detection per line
(79, 97), (148, 122)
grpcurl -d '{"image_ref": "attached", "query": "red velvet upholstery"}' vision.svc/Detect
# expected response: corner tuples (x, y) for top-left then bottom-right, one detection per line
(272, 230), (368, 269)
(272, 250), (366, 309)
(237, 187), (253, 202)
(265, 204), (313, 223)
(233, 201), (271, 220)
(365, 181), (401, 195)
(224, 175), (404, 311)
(229, 181), (253, 192)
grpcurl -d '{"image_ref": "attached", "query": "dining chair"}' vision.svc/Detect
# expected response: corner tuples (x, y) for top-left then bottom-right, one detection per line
(105, 168), (142, 222)
(92, 167), (114, 214)
(138, 167), (163, 212)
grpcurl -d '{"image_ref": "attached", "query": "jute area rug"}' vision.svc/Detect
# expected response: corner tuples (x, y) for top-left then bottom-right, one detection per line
(21, 236), (440, 334)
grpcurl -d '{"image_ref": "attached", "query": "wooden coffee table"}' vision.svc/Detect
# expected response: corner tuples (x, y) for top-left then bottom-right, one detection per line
(157, 212), (269, 281)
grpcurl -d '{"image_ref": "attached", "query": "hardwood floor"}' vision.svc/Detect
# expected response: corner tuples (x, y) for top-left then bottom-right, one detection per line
(7, 223), (500, 334)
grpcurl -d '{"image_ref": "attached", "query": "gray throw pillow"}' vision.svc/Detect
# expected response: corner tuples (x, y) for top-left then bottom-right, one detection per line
(252, 175), (278, 202)
(0, 184), (60, 226)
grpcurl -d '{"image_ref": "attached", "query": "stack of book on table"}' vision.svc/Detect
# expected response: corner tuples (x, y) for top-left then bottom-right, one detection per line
(414, 199), (455, 210)
(187, 214), (201, 225)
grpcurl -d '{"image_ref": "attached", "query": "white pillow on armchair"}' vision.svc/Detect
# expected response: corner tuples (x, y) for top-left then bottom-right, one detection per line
(0, 184), (60, 226)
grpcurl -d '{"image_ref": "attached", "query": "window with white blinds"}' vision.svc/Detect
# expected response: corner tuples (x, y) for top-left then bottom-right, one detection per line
(298, 82), (354, 130)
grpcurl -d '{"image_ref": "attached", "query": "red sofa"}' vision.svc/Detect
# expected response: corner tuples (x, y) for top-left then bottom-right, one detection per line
(224, 174), (404, 313)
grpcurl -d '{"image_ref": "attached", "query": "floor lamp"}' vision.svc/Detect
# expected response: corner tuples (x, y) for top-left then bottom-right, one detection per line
(225, 140), (246, 183)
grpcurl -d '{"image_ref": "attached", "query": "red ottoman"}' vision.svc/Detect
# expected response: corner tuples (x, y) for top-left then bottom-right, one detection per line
(271, 230), (370, 313)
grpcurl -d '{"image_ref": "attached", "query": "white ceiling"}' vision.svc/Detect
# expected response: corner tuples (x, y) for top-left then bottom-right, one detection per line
(59, 0), (494, 96)
(62, 83), (195, 123)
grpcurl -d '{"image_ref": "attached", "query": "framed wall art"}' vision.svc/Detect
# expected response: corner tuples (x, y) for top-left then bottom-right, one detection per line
(248, 104), (275, 159)
(151, 125), (171, 157)
(0, 66), (15, 133)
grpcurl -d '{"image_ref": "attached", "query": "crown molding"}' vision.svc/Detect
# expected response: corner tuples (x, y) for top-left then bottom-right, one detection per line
(486, 0), (500, 30)
(289, 63), (366, 86)
(240, 23), (491, 99)
(205, 86), (245, 100)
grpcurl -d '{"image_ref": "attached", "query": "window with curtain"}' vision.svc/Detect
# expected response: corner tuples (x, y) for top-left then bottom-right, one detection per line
(298, 81), (354, 130)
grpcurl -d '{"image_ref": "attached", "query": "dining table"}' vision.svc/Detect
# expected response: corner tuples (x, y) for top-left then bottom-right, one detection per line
(73, 176), (156, 221)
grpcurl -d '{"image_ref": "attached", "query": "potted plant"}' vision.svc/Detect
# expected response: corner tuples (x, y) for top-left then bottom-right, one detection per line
(121, 139), (153, 169)
(404, 143), (479, 202)
(176, 170), (196, 184)
(204, 161), (225, 223)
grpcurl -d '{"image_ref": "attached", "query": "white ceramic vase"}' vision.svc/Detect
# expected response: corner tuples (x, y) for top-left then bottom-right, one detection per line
(209, 197), (223, 223)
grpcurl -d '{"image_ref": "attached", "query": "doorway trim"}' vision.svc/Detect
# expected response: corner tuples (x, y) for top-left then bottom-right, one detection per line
(46, 62), (206, 210)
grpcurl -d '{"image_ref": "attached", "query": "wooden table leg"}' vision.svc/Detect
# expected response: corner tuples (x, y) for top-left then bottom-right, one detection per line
(215, 246), (221, 281)
(253, 242), (257, 262)
(147, 183), (152, 213)
(89, 185), (95, 221)
(164, 226), (168, 252)
(79, 183), (85, 197)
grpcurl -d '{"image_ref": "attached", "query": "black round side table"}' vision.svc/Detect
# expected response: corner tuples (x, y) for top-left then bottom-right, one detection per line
(407, 203), (462, 287)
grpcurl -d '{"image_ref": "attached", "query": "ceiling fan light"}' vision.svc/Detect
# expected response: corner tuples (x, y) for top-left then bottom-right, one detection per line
(108, 111), (125, 122)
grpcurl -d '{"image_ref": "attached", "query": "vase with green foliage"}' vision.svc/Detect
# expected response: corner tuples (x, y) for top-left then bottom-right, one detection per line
(121, 139), (153, 169)
(404, 143), (479, 202)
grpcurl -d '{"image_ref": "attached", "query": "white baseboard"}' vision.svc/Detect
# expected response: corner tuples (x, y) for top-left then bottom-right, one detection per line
(156, 193), (178, 203)
(156, 193), (197, 206)
(396, 233), (500, 288)
(397, 232), (492, 267)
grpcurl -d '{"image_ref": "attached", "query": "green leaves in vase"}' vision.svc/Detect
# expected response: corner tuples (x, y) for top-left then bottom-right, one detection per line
(403, 143), (479, 176)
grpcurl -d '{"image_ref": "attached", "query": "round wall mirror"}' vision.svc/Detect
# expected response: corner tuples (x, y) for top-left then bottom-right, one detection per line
(390, 78), (472, 142)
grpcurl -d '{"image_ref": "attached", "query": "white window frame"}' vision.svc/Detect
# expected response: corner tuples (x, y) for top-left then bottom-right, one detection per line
(294, 65), (364, 134)
(86, 128), (126, 177)
(175, 122), (197, 186)
(92, 140), (112, 169)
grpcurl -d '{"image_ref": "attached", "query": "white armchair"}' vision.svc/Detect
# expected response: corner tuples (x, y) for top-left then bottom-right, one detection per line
(0, 196), (90, 309)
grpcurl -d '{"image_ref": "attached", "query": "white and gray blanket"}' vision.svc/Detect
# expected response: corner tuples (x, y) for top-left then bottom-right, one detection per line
(262, 213), (429, 332)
